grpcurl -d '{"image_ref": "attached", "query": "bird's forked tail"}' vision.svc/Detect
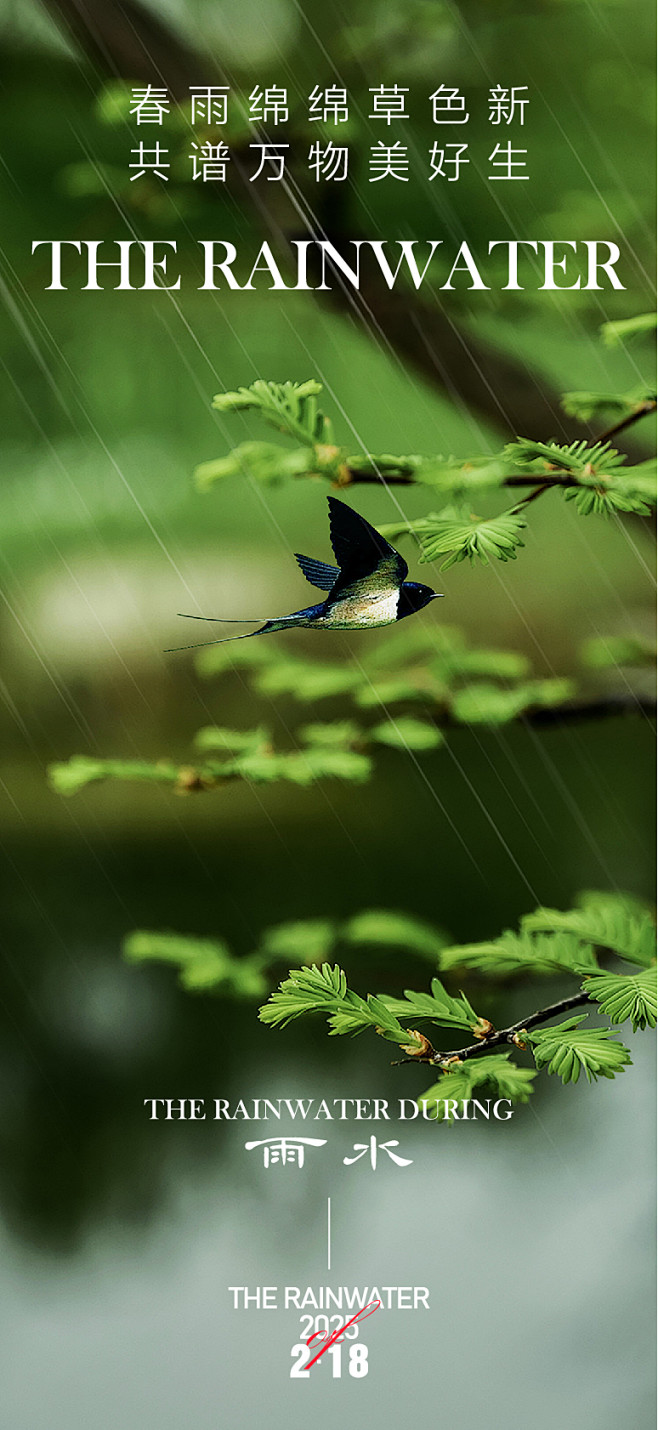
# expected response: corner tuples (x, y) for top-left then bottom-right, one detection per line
(164, 613), (275, 653)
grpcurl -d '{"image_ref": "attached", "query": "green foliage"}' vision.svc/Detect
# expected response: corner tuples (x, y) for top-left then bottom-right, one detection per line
(195, 442), (314, 491)
(210, 380), (330, 445)
(600, 312), (657, 347)
(50, 607), (653, 801)
(258, 963), (415, 1045)
(523, 891), (657, 967)
(581, 634), (657, 670)
(379, 507), (528, 568)
(449, 679), (574, 726)
(381, 978), (480, 1032)
(254, 659), (365, 702)
(584, 967), (657, 1032)
(193, 375), (656, 545)
(560, 387), (656, 424)
(257, 920), (336, 965)
(195, 381), (338, 490)
(193, 726), (269, 753)
(528, 1018), (632, 1084)
(48, 734), (373, 796)
(439, 928), (599, 978)
(259, 963), (489, 1048)
(197, 622), (579, 732)
(354, 677), (430, 707)
(119, 891), (653, 1118)
(507, 438), (656, 517)
(49, 756), (184, 796)
(369, 717), (444, 750)
(123, 932), (268, 996)
(340, 909), (445, 961)
(420, 1055), (537, 1122)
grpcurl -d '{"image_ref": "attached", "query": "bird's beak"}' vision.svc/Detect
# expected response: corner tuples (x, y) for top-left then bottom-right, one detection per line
(430, 593), (444, 599)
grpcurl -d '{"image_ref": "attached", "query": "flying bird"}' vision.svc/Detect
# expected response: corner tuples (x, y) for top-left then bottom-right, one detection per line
(169, 496), (442, 650)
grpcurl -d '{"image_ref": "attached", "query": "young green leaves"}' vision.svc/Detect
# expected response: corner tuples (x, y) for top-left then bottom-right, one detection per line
(258, 891), (655, 1118)
(210, 380), (329, 446)
(193, 375), (657, 528)
(420, 1055), (537, 1122)
(379, 508), (528, 569)
(259, 964), (484, 1048)
(528, 1019), (632, 1085)
(583, 967), (657, 1032)
(123, 932), (268, 996)
(439, 928), (599, 978)
(523, 892), (657, 968)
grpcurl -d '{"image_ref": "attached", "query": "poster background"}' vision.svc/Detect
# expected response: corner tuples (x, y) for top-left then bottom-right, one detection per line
(0, 1), (655, 1425)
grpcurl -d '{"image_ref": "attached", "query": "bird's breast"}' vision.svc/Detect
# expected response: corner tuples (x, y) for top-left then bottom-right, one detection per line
(320, 589), (400, 629)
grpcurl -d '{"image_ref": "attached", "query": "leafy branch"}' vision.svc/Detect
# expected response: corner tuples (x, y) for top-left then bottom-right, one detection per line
(258, 891), (656, 1119)
(119, 895), (654, 1121)
(50, 614), (655, 797)
(194, 365), (656, 567)
(48, 728), (374, 796)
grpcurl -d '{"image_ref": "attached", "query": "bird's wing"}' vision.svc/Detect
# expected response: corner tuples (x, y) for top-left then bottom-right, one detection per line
(294, 553), (341, 591)
(326, 496), (408, 599)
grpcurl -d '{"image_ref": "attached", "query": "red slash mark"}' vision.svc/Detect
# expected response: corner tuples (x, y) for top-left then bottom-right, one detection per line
(304, 1300), (381, 1369)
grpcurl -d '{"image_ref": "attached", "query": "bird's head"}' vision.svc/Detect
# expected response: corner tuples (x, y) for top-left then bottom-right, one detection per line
(398, 581), (443, 617)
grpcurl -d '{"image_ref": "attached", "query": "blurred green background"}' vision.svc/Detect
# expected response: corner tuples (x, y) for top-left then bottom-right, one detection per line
(0, 0), (655, 1426)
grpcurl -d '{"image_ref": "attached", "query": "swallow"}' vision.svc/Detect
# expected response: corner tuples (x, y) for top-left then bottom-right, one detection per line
(168, 496), (443, 650)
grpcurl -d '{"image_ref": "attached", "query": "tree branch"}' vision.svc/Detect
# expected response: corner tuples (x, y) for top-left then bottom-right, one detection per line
(337, 466), (585, 490)
(597, 399), (657, 445)
(394, 990), (592, 1068)
(421, 694), (656, 732)
(516, 695), (656, 725)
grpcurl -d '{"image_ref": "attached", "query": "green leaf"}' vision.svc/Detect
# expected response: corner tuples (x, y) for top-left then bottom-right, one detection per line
(420, 1054), (536, 1121)
(282, 747), (372, 783)
(529, 1017), (632, 1084)
(210, 379), (329, 446)
(196, 641), (279, 678)
(344, 453), (422, 480)
(341, 909), (445, 961)
(255, 660), (364, 702)
(507, 437), (629, 476)
(584, 966), (657, 1032)
(523, 892), (657, 967)
(600, 312), (657, 347)
(232, 746), (371, 786)
(259, 963), (350, 1027)
(259, 964), (410, 1044)
(258, 920), (336, 965)
(360, 994), (411, 1043)
(123, 932), (267, 996)
(48, 756), (182, 795)
(560, 388), (656, 424)
(193, 726), (270, 753)
(436, 646), (531, 682)
(506, 438), (656, 516)
(440, 929), (598, 977)
(370, 717), (444, 751)
(563, 481), (654, 517)
(450, 679), (574, 726)
(581, 634), (657, 670)
(424, 510), (527, 567)
(382, 508), (527, 568)
(414, 454), (513, 498)
(382, 976), (479, 1032)
(355, 677), (431, 708)
(299, 720), (362, 748)
(260, 964), (412, 1045)
(194, 441), (313, 491)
